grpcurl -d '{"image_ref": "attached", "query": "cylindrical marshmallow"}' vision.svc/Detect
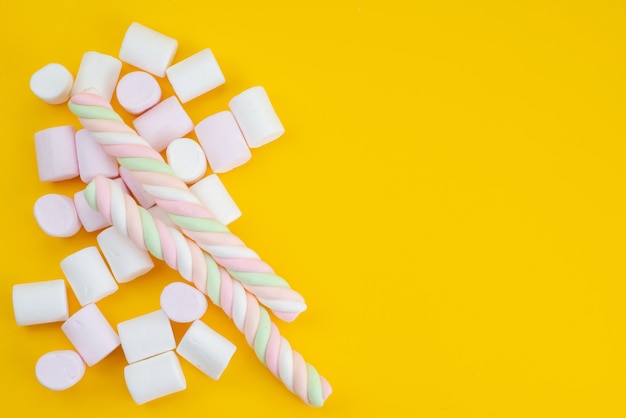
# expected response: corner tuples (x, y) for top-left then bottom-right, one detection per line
(189, 174), (241, 225)
(75, 129), (119, 183)
(71, 51), (122, 102)
(33, 194), (81, 238)
(160, 282), (208, 323)
(34, 126), (79, 182)
(119, 166), (155, 208)
(117, 310), (176, 364)
(176, 319), (236, 380)
(29, 63), (73, 105)
(60, 246), (119, 306)
(61, 303), (120, 366)
(195, 111), (251, 173)
(132, 96), (194, 152)
(35, 350), (85, 391)
(96, 226), (154, 283)
(124, 351), (186, 405)
(119, 22), (178, 78)
(74, 190), (109, 232)
(166, 138), (207, 184)
(166, 49), (225, 103)
(115, 71), (162, 115)
(229, 86), (285, 148)
(12, 279), (68, 326)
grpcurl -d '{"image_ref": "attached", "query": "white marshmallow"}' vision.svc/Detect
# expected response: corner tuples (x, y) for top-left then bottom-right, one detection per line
(132, 96), (194, 152)
(75, 129), (119, 183)
(166, 49), (225, 103)
(60, 246), (119, 306)
(160, 282), (208, 323)
(229, 86), (284, 148)
(119, 22), (178, 78)
(62, 303), (120, 366)
(29, 63), (73, 105)
(195, 111), (251, 173)
(35, 126), (79, 182)
(119, 166), (155, 208)
(33, 194), (82, 238)
(189, 174), (241, 225)
(12, 279), (68, 326)
(118, 310), (176, 364)
(166, 138), (207, 184)
(74, 190), (109, 232)
(115, 71), (161, 114)
(35, 350), (85, 391)
(71, 52), (122, 102)
(124, 351), (186, 405)
(176, 319), (236, 380)
(97, 227), (154, 283)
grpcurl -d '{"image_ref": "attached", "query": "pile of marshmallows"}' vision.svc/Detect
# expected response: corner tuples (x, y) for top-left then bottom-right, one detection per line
(15, 22), (285, 404)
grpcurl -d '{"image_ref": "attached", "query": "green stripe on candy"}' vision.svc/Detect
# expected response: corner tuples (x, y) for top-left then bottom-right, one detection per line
(228, 270), (290, 288)
(84, 181), (97, 210)
(68, 101), (123, 122)
(118, 157), (176, 176)
(306, 364), (324, 407)
(169, 214), (230, 233)
(204, 254), (221, 306)
(138, 207), (163, 260)
(254, 308), (271, 365)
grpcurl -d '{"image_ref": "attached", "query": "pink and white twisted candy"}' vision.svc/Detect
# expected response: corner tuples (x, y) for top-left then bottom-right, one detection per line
(84, 175), (331, 406)
(68, 92), (305, 322)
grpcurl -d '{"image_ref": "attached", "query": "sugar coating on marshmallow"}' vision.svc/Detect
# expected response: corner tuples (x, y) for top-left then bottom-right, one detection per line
(71, 51), (122, 102)
(33, 194), (81, 238)
(166, 48), (225, 103)
(166, 138), (207, 184)
(229, 86), (285, 148)
(176, 319), (236, 380)
(119, 22), (178, 78)
(119, 166), (155, 208)
(160, 282), (208, 323)
(195, 111), (251, 173)
(118, 310), (176, 364)
(132, 96), (194, 152)
(74, 190), (109, 232)
(12, 279), (68, 326)
(97, 226), (154, 283)
(124, 351), (186, 405)
(35, 126), (79, 182)
(62, 303), (120, 366)
(60, 246), (118, 306)
(35, 350), (85, 391)
(30, 63), (73, 105)
(190, 174), (241, 225)
(75, 129), (119, 183)
(116, 71), (162, 115)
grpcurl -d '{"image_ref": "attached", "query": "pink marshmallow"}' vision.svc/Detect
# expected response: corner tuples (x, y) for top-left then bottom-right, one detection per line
(74, 190), (109, 232)
(34, 126), (79, 182)
(195, 111), (251, 173)
(35, 350), (85, 391)
(160, 282), (208, 323)
(33, 194), (81, 238)
(132, 96), (194, 152)
(119, 166), (156, 208)
(116, 71), (162, 115)
(76, 129), (119, 183)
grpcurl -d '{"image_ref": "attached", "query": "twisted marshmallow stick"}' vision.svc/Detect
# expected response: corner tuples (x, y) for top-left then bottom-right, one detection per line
(84, 175), (332, 406)
(68, 92), (304, 322)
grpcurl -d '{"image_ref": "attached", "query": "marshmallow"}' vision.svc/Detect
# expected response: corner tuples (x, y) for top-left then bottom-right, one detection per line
(166, 138), (207, 184)
(97, 226), (154, 283)
(117, 310), (176, 364)
(166, 49), (225, 103)
(124, 351), (186, 405)
(160, 282), (208, 323)
(12, 279), (68, 326)
(119, 22), (178, 78)
(29, 63), (73, 105)
(195, 111), (251, 173)
(34, 126), (79, 182)
(60, 246), (118, 306)
(75, 129), (119, 183)
(176, 319), (236, 380)
(74, 190), (109, 232)
(148, 206), (175, 227)
(119, 166), (155, 208)
(71, 51), (122, 102)
(62, 304), (120, 366)
(132, 96), (194, 152)
(189, 174), (241, 225)
(33, 194), (81, 238)
(35, 350), (85, 391)
(229, 86), (284, 148)
(115, 71), (161, 115)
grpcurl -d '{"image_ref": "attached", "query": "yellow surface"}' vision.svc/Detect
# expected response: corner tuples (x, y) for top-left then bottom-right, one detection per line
(1, 1), (626, 416)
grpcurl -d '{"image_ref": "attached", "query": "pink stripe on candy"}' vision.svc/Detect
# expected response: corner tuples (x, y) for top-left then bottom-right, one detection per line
(265, 323), (281, 377)
(189, 241), (207, 293)
(214, 256), (274, 274)
(85, 119), (137, 134)
(292, 352), (309, 405)
(156, 199), (215, 219)
(244, 294), (260, 347)
(95, 176), (112, 222)
(124, 194), (145, 251)
(71, 92), (112, 108)
(105, 144), (162, 160)
(132, 171), (187, 190)
(156, 219), (177, 268)
(321, 377), (333, 400)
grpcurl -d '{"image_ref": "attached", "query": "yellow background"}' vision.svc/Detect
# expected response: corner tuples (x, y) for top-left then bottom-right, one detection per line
(1, 1), (625, 416)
